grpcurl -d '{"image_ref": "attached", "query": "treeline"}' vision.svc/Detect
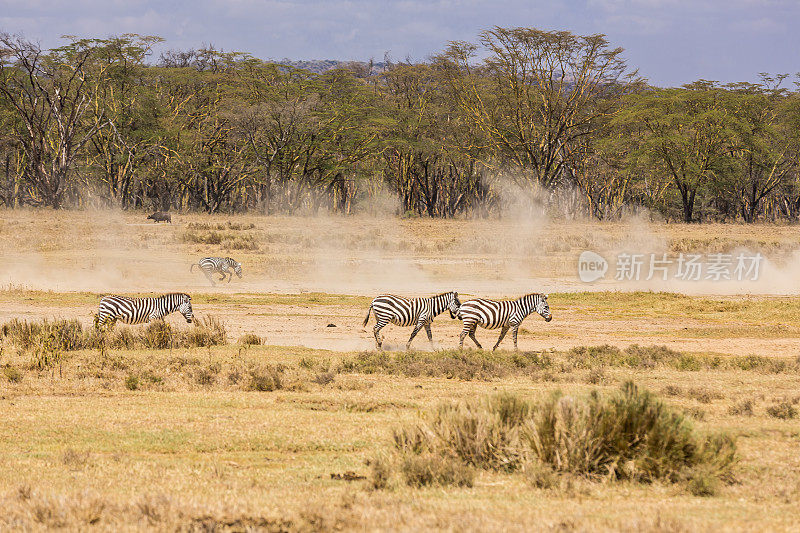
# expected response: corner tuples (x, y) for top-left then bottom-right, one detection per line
(1, 28), (799, 221)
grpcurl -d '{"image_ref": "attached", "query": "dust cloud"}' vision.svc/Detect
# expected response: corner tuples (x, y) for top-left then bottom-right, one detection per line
(2, 203), (800, 300)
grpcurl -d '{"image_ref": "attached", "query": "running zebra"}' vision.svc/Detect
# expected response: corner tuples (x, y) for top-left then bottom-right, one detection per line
(458, 293), (551, 351)
(96, 293), (194, 329)
(362, 291), (461, 350)
(191, 257), (242, 286)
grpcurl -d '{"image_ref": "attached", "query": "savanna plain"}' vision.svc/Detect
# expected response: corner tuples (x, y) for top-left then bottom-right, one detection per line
(1, 209), (799, 531)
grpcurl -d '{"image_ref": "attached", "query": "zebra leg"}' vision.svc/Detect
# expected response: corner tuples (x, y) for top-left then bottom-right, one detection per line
(204, 270), (216, 286)
(424, 323), (434, 349)
(459, 328), (468, 350)
(468, 325), (483, 349)
(373, 323), (385, 350)
(513, 326), (520, 350)
(406, 323), (424, 350)
(492, 326), (510, 351)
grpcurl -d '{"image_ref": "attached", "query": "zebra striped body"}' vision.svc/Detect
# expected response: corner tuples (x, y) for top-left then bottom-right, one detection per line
(458, 293), (551, 350)
(96, 293), (194, 328)
(191, 257), (242, 286)
(363, 292), (460, 350)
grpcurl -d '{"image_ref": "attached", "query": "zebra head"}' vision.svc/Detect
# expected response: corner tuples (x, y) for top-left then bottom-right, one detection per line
(537, 293), (552, 322)
(178, 293), (194, 323)
(232, 260), (243, 278)
(448, 291), (461, 319)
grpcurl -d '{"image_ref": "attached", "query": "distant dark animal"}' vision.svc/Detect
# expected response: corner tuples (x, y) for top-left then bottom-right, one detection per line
(147, 211), (171, 223)
(362, 291), (461, 350)
(96, 293), (193, 329)
(458, 293), (551, 351)
(191, 257), (243, 286)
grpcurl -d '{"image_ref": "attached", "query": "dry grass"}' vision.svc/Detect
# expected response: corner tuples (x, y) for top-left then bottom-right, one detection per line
(2, 211), (800, 530)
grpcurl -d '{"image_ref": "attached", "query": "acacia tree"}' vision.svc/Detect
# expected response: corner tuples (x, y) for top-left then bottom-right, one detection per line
(435, 27), (636, 192)
(721, 78), (798, 221)
(612, 82), (738, 222)
(0, 34), (112, 207)
(82, 35), (163, 208)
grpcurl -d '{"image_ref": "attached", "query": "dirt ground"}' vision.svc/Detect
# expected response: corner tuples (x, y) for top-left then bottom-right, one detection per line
(2, 208), (800, 355)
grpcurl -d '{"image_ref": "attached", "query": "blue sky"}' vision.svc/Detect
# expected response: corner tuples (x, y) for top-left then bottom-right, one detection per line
(1, 0), (797, 87)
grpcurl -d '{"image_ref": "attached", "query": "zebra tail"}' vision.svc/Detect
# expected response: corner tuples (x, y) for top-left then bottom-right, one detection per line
(190, 263), (197, 272)
(362, 304), (373, 328)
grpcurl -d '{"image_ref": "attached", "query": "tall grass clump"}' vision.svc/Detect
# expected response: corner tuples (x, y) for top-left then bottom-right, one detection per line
(385, 382), (737, 490)
(1, 316), (228, 358)
(2, 318), (85, 352)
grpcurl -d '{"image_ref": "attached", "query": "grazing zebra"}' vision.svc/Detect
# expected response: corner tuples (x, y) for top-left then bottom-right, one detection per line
(458, 293), (551, 351)
(191, 257), (242, 286)
(96, 293), (193, 329)
(362, 291), (461, 350)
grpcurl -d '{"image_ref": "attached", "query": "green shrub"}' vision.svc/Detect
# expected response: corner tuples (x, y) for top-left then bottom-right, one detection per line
(391, 382), (737, 488)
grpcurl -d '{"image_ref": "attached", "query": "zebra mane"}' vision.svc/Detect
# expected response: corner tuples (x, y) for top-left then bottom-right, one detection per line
(163, 292), (190, 301)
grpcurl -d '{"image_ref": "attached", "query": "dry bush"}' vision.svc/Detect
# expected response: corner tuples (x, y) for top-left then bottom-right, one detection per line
(139, 321), (173, 349)
(386, 382), (737, 490)
(683, 406), (707, 421)
(340, 350), (551, 380)
(368, 455), (392, 490)
(401, 453), (475, 488)
(766, 402), (797, 420)
(313, 371), (336, 386)
(239, 333), (262, 346)
(3, 364), (22, 382)
(248, 365), (284, 391)
(1, 318), (85, 352)
(61, 448), (90, 469)
(183, 316), (226, 347)
(125, 375), (139, 390)
(663, 385), (683, 396)
(179, 230), (223, 244)
(567, 345), (797, 374)
(686, 466), (720, 497)
(688, 387), (724, 404)
(585, 367), (607, 385)
(1, 316), (227, 356)
(222, 235), (259, 251)
(728, 399), (755, 416)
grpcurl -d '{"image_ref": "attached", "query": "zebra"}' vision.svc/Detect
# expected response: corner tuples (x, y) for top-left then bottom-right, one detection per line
(458, 293), (551, 351)
(191, 257), (242, 286)
(96, 293), (193, 329)
(362, 291), (461, 350)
